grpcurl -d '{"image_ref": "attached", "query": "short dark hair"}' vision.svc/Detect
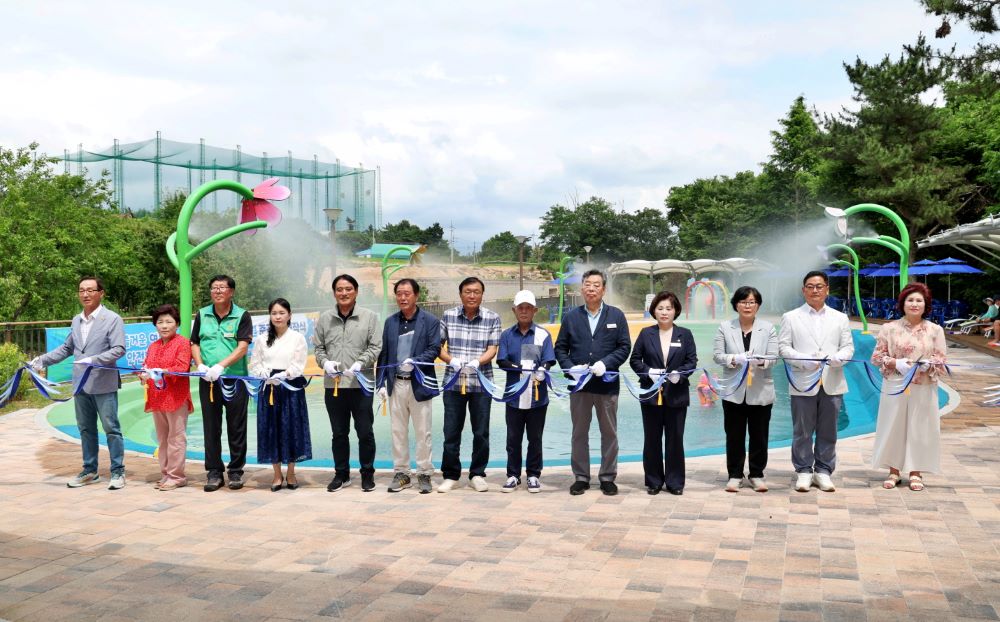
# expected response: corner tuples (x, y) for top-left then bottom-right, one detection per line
(151, 303), (180, 324)
(731, 286), (763, 311)
(897, 282), (933, 319)
(78, 276), (104, 291)
(649, 290), (682, 317)
(582, 269), (606, 287)
(458, 276), (485, 293)
(802, 271), (829, 286)
(209, 274), (236, 289)
(332, 274), (359, 291)
(394, 278), (420, 295)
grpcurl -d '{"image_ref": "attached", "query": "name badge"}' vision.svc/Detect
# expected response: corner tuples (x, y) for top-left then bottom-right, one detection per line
(607, 323), (617, 328)
(670, 341), (682, 348)
(223, 332), (235, 338)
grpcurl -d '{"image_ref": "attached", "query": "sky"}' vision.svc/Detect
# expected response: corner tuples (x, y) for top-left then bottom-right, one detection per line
(1, 1), (976, 254)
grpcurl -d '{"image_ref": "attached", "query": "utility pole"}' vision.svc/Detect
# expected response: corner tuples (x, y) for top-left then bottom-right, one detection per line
(450, 221), (455, 264)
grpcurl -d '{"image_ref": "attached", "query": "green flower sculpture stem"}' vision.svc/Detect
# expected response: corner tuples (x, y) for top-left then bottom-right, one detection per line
(825, 243), (868, 333)
(167, 180), (268, 337)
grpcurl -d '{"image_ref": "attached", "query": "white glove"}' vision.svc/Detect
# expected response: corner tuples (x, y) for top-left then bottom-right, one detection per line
(805, 354), (822, 371)
(29, 357), (43, 372)
(206, 364), (225, 382)
(827, 355), (845, 368)
(667, 370), (682, 384)
(730, 353), (748, 367)
(590, 360), (607, 377)
(449, 358), (464, 371)
(344, 361), (362, 377)
(464, 360), (479, 370)
(377, 387), (388, 401)
(568, 364), (589, 381)
(400, 358), (414, 373)
(895, 358), (912, 375)
(197, 363), (211, 381)
(533, 369), (546, 382)
(266, 371), (288, 386)
(918, 360), (931, 372)
(323, 360), (340, 375)
(75, 356), (93, 366)
(648, 368), (666, 381)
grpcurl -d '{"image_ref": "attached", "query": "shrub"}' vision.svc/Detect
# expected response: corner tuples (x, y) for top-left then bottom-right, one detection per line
(0, 342), (28, 401)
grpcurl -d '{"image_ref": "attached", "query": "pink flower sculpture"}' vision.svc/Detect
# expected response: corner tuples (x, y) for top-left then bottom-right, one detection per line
(239, 178), (291, 235)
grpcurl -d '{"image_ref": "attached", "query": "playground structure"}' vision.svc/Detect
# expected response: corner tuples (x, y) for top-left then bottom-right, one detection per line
(684, 280), (730, 320)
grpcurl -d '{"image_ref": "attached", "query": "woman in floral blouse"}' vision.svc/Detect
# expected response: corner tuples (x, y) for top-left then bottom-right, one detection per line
(870, 283), (947, 491)
(141, 304), (194, 490)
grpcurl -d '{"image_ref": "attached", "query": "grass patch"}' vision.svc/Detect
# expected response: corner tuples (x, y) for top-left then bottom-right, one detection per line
(1, 390), (53, 416)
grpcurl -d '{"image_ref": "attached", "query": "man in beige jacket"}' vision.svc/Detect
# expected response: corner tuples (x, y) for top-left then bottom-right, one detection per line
(313, 274), (383, 492)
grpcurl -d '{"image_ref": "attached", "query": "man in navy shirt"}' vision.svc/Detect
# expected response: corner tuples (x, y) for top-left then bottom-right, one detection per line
(496, 290), (556, 493)
(554, 269), (632, 496)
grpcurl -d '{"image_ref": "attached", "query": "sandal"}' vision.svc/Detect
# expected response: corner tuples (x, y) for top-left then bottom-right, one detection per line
(908, 475), (924, 491)
(883, 473), (901, 489)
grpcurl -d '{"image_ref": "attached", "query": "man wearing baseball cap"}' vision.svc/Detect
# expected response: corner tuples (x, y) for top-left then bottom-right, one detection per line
(495, 290), (556, 493)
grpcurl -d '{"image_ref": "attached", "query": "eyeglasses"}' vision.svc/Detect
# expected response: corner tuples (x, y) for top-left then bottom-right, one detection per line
(737, 300), (759, 307)
(78, 289), (101, 294)
(803, 284), (828, 291)
(210, 287), (230, 293)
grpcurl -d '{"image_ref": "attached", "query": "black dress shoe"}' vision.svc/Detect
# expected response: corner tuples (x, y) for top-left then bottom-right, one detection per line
(665, 486), (683, 495)
(646, 486), (660, 495)
(270, 479), (284, 492)
(285, 479), (299, 490)
(569, 481), (590, 496)
(600, 481), (618, 496)
(361, 472), (375, 492)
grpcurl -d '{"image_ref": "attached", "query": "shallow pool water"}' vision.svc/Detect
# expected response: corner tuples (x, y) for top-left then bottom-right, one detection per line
(45, 324), (947, 469)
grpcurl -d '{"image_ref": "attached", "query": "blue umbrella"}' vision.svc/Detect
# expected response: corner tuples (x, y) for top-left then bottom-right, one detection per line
(827, 268), (852, 277)
(857, 263), (882, 276)
(920, 260), (984, 300)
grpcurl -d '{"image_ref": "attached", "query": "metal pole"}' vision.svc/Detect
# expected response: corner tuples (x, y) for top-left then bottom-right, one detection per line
(155, 132), (162, 210)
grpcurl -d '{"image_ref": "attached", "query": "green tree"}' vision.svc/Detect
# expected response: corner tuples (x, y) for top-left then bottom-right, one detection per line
(918, 0), (1000, 80)
(665, 172), (769, 259)
(480, 231), (521, 262)
(0, 144), (117, 322)
(762, 95), (825, 237)
(821, 38), (973, 249)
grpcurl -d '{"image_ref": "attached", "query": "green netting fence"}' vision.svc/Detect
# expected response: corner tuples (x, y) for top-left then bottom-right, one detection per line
(59, 131), (381, 233)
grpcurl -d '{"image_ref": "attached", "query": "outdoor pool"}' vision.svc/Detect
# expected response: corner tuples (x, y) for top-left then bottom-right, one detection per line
(44, 323), (948, 469)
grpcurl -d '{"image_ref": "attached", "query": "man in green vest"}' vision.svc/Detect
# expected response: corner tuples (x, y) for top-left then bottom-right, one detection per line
(191, 275), (253, 492)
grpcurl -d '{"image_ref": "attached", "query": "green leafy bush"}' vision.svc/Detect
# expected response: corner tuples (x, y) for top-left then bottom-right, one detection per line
(0, 342), (27, 401)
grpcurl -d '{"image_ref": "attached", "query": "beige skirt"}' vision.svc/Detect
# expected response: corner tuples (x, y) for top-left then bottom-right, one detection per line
(871, 383), (940, 473)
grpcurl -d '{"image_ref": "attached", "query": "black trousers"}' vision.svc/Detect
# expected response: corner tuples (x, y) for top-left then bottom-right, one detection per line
(722, 400), (772, 479)
(324, 387), (376, 478)
(640, 403), (686, 490)
(199, 379), (249, 476)
(505, 404), (547, 479)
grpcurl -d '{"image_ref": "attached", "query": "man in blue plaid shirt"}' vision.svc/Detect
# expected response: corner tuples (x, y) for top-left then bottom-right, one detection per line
(438, 277), (502, 492)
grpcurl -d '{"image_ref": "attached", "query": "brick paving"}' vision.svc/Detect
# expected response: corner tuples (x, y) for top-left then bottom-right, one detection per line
(0, 342), (999, 621)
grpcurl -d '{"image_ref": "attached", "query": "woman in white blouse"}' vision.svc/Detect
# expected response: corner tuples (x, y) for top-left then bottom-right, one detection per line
(249, 298), (312, 491)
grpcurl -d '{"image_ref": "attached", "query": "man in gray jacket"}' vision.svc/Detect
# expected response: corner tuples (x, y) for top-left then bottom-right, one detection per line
(32, 277), (127, 490)
(314, 274), (383, 492)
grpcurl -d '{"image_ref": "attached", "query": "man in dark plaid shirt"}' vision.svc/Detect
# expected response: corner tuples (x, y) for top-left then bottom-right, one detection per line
(438, 276), (501, 493)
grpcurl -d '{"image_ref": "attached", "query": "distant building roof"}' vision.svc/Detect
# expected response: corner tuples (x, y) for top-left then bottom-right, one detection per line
(356, 244), (425, 259)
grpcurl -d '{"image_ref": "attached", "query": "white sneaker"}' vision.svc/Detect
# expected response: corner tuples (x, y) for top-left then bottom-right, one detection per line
(749, 477), (768, 492)
(66, 471), (100, 488)
(725, 477), (742, 492)
(813, 473), (835, 492)
(527, 476), (541, 493)
(795, 473), (813, 492)
(437, 478), (458, 493)
(501, 476), (519, 492)
(108, 472), (126, 490)
(470, 476), (489, 492)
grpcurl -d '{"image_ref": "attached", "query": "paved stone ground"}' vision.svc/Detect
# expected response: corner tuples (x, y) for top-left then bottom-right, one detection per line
(1, 345), (999, 621)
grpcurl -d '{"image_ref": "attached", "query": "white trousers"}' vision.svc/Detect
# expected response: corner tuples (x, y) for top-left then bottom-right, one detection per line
(871, 383), (941, 473)
(390, 378), (434, 476)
